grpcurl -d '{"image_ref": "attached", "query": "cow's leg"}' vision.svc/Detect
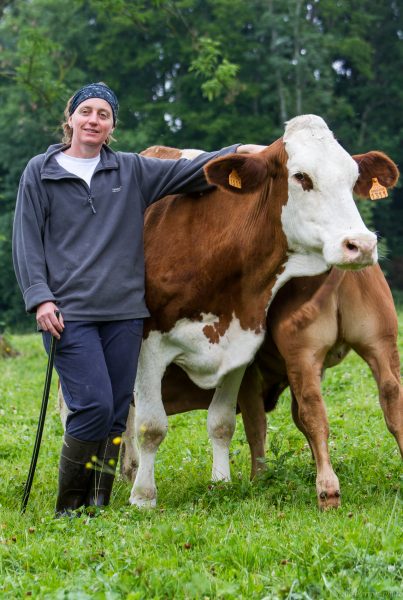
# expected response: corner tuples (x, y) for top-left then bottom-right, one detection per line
(120, 398), (139, 483)
(290, 392), (314, 459)
(129, 340), (170, 508)
(237, 364), (268, 479)
(58, 384), (69, 431)
(356, 343), (403, 459)
(208, 366), (246, 482)
(287, 360), (340, 510)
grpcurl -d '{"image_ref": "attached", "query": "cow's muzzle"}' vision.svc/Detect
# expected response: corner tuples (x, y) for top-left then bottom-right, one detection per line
(341, 236), (377, 267)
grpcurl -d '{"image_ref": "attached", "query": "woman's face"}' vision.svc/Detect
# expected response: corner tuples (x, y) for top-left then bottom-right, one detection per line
(68, 98), (114, 149)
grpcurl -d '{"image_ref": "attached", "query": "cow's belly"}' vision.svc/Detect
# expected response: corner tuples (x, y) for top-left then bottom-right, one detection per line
(150, 313), (265, 389)
(324, 341), (351, 368)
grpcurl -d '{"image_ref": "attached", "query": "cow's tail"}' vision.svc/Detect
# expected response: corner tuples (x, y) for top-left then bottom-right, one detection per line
(281, 267), (346, 334)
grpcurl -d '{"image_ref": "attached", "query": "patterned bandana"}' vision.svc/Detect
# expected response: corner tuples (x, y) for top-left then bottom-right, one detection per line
(69, 82), (119, 125)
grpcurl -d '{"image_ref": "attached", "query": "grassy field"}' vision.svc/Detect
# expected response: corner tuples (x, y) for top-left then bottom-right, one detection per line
(0, 313), (402, 599)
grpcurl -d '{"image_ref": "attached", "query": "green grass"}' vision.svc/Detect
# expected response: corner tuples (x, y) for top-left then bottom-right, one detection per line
(0, 314), (402, 600)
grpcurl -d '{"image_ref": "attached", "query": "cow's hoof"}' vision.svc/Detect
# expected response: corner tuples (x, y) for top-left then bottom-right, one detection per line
(129, 494), (157, 509)
(317, 489), (341, 511)
(211, 471), (231, 483)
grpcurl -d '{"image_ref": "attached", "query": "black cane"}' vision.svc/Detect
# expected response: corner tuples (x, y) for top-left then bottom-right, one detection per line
(21, 311), (60, 513)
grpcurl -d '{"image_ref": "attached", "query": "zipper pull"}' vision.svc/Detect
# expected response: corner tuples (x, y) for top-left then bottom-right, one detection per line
(87, 195), (96, 214)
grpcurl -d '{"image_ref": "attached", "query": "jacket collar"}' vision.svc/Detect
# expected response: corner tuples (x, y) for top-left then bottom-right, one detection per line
(40, 143), (119, 180)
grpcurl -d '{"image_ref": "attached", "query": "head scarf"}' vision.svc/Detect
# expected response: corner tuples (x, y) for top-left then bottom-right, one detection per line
(69, 82), (119, 125)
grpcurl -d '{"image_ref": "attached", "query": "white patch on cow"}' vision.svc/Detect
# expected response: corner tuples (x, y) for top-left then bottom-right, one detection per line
(162, 313), (264, 388)
(58, 387), (70, 431)
(282, 115), (377, 268)
(269, 253), (330, 309)
(180, 148), (205, 160)
(134, 314), (264, 392)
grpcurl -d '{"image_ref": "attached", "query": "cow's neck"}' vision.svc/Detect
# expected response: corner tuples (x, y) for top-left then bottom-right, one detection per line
(237, 177), (290, 295)
(202, 177), (290, 332)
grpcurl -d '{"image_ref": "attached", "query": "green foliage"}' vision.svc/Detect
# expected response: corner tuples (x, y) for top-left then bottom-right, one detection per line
(0, 333), (19, 357)
(0, 212), (28, 329)
(1, 0), (403, 327)
(0, 322), (402, 598)
(189, 37), (239, 101)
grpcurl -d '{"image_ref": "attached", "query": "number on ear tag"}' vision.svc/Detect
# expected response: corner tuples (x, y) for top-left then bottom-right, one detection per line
(369, 177), (388, 201)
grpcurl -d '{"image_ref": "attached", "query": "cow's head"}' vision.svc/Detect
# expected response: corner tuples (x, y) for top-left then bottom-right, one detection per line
(205, 115), (399, 270)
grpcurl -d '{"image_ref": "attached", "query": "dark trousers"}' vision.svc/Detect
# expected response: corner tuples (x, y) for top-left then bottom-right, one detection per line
(43, 319), (143, 442)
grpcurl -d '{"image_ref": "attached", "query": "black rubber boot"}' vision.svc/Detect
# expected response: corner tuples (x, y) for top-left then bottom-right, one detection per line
(86, 436), (121, 507)
(55, 433), (101, 517)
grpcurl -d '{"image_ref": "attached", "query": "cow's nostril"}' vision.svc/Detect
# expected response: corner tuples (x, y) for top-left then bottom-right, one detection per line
(342, 237), (377, 265)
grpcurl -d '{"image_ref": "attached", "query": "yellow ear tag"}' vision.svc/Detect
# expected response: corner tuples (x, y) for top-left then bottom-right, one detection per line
(369, 177), (388, 201)
(229, 169), (242, 189)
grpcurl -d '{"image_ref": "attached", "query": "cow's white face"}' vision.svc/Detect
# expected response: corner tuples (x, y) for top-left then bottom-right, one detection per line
(282, 115), (377, 269)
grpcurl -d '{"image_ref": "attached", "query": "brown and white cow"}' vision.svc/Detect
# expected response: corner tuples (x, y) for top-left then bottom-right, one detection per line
(121, 264), (402, 510)
(129, 114), (398, 507)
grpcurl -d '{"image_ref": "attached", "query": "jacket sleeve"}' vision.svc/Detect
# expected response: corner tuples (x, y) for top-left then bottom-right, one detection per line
(134, 144), (241, 207)
(12, 162), (56, 313)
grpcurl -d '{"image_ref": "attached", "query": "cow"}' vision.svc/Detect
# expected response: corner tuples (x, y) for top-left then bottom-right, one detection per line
(121, 264), (403, 510)
(128, 114), (398, 508)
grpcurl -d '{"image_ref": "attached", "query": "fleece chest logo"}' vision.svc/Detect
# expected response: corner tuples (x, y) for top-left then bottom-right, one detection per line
(112, 186), (122, 193)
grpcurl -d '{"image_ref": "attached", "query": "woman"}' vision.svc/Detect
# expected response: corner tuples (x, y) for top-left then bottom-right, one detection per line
(12, 82), (248, 516)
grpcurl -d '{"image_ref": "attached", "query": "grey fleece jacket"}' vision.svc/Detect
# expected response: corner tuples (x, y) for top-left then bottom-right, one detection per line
(13, 142), (240, 321)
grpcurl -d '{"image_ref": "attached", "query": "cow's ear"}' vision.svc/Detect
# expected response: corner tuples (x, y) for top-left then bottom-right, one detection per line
(205, 140), (286, 194)
(353, 151), (399, 198)
(204, 153), (269, 194)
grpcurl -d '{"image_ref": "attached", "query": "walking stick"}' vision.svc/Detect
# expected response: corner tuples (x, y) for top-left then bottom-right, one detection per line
(21, 312), (59, 513)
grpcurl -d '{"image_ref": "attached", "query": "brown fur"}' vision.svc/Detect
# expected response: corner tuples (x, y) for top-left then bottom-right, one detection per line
(140, 146), (183, 159)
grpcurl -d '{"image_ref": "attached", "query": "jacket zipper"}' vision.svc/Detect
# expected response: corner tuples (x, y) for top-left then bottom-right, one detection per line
(87, 194), (96, 214)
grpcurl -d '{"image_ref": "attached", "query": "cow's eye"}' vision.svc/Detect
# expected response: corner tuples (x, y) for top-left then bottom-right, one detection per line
(293, 172), (313, 191)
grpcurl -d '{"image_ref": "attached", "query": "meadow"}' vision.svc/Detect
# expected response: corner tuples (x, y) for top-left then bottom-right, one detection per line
(0, 311), (402, 600)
